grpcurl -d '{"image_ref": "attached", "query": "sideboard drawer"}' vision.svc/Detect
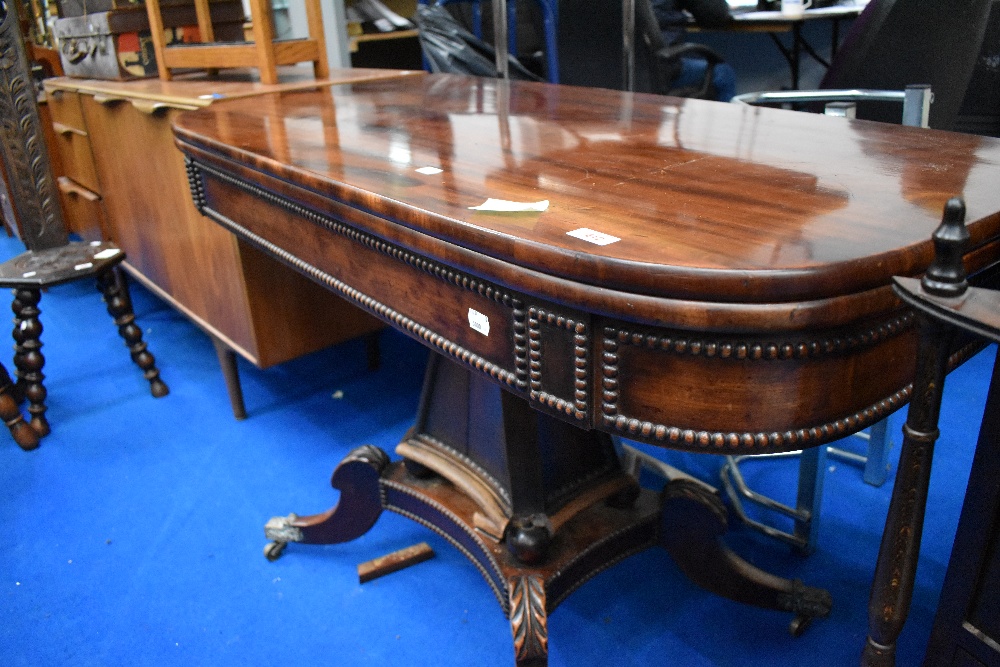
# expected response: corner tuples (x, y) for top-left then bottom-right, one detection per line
(47, 91), (101, 195)
(56, 176), (107, 243)
(46, 88), (87, 132)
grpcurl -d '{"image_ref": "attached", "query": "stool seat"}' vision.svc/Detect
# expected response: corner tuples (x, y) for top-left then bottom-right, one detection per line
(0, 241), (124, 287)
(0, 241), (168, 441)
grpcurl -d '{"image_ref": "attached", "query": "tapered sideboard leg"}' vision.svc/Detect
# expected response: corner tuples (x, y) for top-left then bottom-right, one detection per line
(211, 337), (246, 420)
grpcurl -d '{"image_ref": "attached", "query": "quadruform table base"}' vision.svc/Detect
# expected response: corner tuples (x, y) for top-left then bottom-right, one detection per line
(265, 443), (832, 666)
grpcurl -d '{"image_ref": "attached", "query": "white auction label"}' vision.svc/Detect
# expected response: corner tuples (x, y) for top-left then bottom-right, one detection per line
(566, 228), (621, 246)
(469, 198), (549, 212)
(468, 308), (490, 336)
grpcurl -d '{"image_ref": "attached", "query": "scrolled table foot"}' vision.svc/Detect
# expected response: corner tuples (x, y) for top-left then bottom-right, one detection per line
(659, 478), (831, 630)
(262, 445), (389, 559)
(781, 579), (833, 636)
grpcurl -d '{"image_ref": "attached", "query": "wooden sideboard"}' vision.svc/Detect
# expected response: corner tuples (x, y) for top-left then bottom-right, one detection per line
(41, 69), (423, 417)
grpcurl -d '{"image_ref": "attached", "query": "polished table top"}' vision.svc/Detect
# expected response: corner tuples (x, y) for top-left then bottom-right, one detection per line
(174, 74), (1000, 452)
(174, 75), (1000, 305)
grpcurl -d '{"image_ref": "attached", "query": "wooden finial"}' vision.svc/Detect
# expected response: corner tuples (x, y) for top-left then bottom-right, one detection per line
(921, 198), (969, 297)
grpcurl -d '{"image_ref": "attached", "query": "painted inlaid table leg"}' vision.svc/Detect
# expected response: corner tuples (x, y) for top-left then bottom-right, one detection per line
(864, 198), (969, 666)
(862, 322), (950, 665)
(660, 478), (832, 635)
(97, 268), (169, 399)
(264, 444), (389, 560)
(11, 287), (48, 436)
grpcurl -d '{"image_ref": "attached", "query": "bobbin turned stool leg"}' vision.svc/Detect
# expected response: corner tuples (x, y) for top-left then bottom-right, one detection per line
(10, 286), (49, 436)
(96, 268), (169, 399)
(10, 288), (27, 401)
(0, 361), (39, 450)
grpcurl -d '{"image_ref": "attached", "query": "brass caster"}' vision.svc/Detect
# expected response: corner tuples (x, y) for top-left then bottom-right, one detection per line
(789, 614), (813, 638)
(264, 540), (287, 562)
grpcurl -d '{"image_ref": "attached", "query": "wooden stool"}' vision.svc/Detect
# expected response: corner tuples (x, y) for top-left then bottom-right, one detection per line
(0, 241), (168, 439)
(144, 0), (329, 84)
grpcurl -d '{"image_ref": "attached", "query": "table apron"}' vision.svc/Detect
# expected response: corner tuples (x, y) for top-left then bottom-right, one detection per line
(185, 156), (940, 455)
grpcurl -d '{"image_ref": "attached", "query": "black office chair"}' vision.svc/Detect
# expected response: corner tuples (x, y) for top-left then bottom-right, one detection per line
(636, 0), (727, 98)
(952, 0), (1000, 138)
(741, 0), (992, 130)
(0, 0), (167, 446)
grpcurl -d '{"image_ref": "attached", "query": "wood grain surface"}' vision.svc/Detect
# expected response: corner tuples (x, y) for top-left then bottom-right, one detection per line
(173, 74), (1000, 305)
(174, 74), (1000, 452)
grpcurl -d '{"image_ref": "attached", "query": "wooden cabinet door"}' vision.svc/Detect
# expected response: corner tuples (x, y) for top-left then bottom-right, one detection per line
(79, 94), (259, 357)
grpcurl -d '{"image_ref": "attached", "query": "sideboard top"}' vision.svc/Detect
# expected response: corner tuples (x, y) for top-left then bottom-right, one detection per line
(172, 74), (1000, 303)
(44, 67), (422, 108)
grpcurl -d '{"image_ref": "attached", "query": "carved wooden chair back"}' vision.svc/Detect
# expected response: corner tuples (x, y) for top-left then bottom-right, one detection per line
(0, 0), (69, 251)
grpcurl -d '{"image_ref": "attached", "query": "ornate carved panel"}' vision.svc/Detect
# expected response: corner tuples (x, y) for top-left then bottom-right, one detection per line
(0, 0), (66, 249)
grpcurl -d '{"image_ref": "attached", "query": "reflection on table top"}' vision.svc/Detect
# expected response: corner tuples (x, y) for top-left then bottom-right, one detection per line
(172, 74), (1000, 305)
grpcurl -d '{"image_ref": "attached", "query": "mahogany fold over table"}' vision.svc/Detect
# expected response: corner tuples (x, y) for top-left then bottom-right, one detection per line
(172, 74), (1000, 665)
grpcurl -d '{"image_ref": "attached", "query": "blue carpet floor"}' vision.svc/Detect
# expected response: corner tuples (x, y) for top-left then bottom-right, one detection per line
(0, 232), (992, 666)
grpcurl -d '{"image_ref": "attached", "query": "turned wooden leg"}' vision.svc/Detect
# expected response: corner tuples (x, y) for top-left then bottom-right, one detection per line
(660, 479), (832, 635)
(263, 444), (389, 560)
(509, 574), (548, 667)
(863, 314), (950, 666)
(97, 268), (169, 399)
(0, 361), (38, 450)
(211, 337), (247, 420)
(11, 287), (48, 436)
(9, 288), (26, 402)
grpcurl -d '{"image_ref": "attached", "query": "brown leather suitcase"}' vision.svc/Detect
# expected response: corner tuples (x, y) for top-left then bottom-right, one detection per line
(56, 0), (221, 19)
(53, 2), (245, 79)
